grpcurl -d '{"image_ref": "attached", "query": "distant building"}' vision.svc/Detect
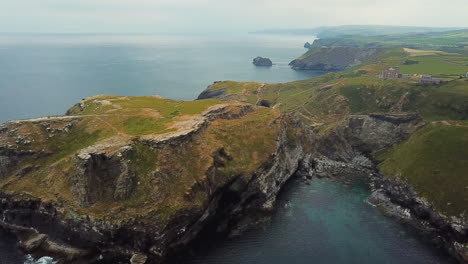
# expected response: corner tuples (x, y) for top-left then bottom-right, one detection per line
(465, 72), (468, 78)
(420, 75), (441, 84)
(381, 67), (401, 79)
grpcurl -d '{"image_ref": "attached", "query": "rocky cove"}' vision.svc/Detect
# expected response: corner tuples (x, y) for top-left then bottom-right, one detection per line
(0, 91), (466, 264)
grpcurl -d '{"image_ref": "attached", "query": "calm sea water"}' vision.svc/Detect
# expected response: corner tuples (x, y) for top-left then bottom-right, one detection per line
(0, 33), (321, 123)
(179, 177), (455, 264)
(0, 34), (456, 264)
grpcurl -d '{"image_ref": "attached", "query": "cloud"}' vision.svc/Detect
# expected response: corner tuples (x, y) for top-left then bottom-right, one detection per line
(0, 0), (467, 33)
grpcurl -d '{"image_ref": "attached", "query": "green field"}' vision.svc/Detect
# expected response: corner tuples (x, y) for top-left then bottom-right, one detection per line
(399, 54), (468, 79)
(310, 29), (468, 54)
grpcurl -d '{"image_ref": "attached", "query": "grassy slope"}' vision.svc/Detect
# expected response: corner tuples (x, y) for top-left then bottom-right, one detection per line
(203, 47), (468, 219)
(206, 48), (468, 121)
(376, 122), (468, 219)
(68, 95), (222, 135)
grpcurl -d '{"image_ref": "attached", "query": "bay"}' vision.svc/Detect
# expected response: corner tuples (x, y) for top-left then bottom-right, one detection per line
(179, 177), (455, 264)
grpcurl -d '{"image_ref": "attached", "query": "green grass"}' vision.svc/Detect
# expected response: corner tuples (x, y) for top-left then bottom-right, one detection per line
(123, 117), (174, 135)
(376, 122), (468, 219)
(71, 96), (220, 117)
(44, 120), (102, 162)
(206, 81), (262, 95)
(415, 79), (468, 120)
(399, 54), (468, 79)
(67, 96), (222, 136)
(310, 29), (468, 53)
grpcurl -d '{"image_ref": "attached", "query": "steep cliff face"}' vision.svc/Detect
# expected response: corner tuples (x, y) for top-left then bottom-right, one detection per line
(0, 96), (315, 263)
(307, 114), (468, 263)
(289, 46), (382, 71)
(305, 113), (423, 172)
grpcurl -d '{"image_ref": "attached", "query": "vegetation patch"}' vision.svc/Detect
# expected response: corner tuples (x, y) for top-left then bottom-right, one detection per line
(376, 122), (468, 219)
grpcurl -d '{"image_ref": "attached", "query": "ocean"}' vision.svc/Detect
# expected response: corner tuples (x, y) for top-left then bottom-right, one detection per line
(0, 33), (322, 123)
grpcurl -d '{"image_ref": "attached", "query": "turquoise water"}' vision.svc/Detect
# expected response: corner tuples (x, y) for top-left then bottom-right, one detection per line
(180, 177), (455, 264)
(0, 34), (321, 123)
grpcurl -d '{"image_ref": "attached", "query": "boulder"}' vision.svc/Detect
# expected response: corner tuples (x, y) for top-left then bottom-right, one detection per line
(130, 253), (148, 264)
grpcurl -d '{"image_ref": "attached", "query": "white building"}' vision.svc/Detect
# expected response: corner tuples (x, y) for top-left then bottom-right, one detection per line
(465, 72), (468, 78)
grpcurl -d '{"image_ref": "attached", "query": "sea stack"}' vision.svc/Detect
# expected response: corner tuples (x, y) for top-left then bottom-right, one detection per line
(253, 56), (273, 67)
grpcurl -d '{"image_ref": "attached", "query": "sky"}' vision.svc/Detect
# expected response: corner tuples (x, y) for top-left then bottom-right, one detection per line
(1, 0), (468, 34)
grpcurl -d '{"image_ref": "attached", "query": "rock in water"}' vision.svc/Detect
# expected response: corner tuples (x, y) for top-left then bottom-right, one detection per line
(253, 56), (273, 67)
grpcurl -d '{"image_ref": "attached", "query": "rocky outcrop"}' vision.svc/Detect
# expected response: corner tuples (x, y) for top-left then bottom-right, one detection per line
(0, 220), (93, 262)
(253, 57), (273, 67)
(197, 87), (225, 100)
(289, 46), (382, 71)
(71, 142), (136, 207)
(342, 113), (424, 153)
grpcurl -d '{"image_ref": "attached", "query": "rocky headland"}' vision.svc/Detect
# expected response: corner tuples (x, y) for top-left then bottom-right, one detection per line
(0, 95), (314, 263)
(289, 46), (382, 71)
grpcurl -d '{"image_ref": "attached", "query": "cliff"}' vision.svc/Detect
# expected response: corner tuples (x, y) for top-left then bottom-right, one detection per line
(0, 95), (313, 263)
(289, 46), (382, 71)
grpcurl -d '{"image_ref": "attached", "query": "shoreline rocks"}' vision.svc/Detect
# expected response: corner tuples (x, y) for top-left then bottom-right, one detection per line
(368, 173), (468, 263)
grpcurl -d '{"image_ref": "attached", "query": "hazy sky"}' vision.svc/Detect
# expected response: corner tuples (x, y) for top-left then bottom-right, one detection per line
(2, 0), (468, 33)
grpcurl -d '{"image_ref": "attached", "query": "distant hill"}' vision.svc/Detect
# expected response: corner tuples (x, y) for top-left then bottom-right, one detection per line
(252, 25), (466, 37)
(309, 29), (468, 53)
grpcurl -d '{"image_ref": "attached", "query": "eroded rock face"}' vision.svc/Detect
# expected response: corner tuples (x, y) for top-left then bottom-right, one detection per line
(197, 88), (225, 100)
(71, 144), (136, 207)
(343, 113), (424, 153)
(0, 147), (43, 179)
(289, 46), (382, 71)
(0, 155), (11, 178)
